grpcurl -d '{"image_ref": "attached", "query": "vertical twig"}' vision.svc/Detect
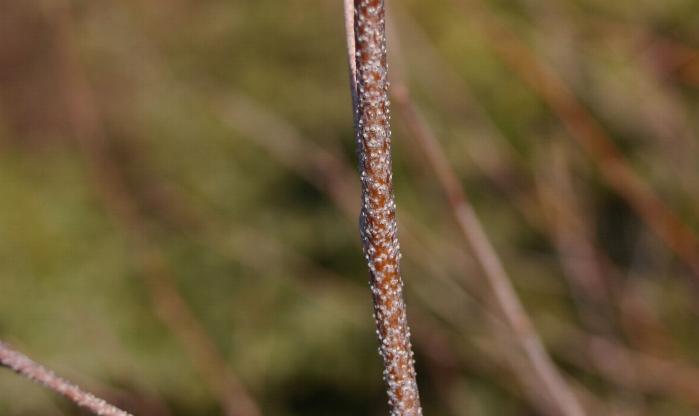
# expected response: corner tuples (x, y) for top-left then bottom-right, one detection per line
(344, 1), (423, 415)
(0, 341), (132, 416)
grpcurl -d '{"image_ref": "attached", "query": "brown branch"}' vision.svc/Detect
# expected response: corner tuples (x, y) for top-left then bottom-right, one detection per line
(345, 1), (422, 415)
(0, 341), (132, 416)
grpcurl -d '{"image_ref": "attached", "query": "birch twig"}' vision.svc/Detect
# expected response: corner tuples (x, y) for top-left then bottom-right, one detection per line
(344, 1), (423, 415)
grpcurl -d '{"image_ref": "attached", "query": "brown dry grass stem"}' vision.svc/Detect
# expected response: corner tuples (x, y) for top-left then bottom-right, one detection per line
(46, 5), (261, 416)
(346, 1), (422, 414)
(0, 342), (132, 416)
(391, 85), (585, 416)
(450, 0), (699, 279)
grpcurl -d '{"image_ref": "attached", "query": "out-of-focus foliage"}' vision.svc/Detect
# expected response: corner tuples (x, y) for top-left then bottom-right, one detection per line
(1, 0), (699, 414)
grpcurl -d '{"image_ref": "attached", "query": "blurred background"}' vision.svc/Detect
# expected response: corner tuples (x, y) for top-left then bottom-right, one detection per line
(1, 0), (699, 414)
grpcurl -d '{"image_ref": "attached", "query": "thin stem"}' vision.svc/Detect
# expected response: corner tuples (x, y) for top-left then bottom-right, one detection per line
(391, 85), (586, 416)
(345, 1), (422, 415)
(0, 341), (132, 416)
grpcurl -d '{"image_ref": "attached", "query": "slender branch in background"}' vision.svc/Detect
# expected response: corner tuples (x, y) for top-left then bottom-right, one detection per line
(391, 84), (585, 416)
(391, 9), (685, 360)
(449, 0), (699, 279)
(345, 1), (422, 414)
(385, 13), (588, 414)
(0, 342), (132, 416)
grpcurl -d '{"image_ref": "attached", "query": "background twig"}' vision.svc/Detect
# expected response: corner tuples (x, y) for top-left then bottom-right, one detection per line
(392, 83), (586, 416)
(0, 341), (132, 416)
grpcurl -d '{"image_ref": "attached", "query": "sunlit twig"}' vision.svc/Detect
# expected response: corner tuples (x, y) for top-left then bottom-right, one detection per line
(0, 342), (132, 416)
(344, 1), (423, 414)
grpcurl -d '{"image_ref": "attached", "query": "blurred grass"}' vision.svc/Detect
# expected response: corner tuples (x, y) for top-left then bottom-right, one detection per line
(1, 0), (699, 415)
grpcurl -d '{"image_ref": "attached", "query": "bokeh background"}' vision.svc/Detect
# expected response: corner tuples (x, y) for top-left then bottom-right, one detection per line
(2, 0), (699, 414)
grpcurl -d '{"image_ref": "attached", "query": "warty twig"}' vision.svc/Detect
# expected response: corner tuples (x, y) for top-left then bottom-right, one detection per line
(0, 341), (132, 416)
(344, 1), (423, 414)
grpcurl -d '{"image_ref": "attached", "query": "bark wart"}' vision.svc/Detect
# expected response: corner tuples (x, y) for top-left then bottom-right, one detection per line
(348, 1), (423, 414)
